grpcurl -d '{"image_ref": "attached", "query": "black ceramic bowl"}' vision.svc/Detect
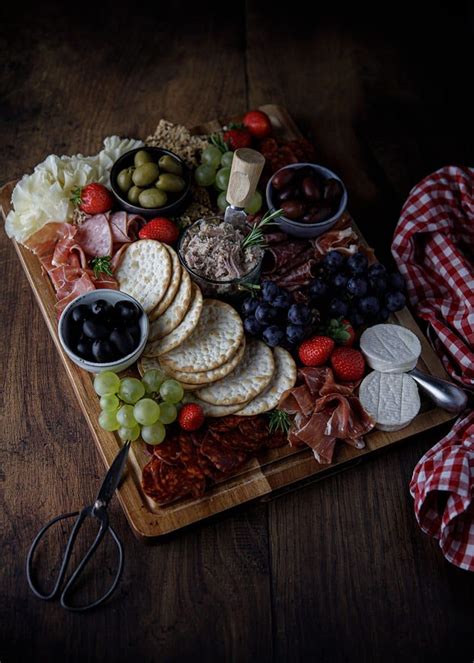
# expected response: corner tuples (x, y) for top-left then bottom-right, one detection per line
(110, 146), (191, 218)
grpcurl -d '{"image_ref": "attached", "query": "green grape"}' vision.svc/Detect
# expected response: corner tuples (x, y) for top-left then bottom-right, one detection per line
(133, 398), (160, 426)
(100, 394), (119, 411)
(141, 369), (166, 394)
(194, 164), (216, 187)
(141, 421), (166, 445)
(98, 410), (119, 432)
(93, 371), (120, 396)
(159, 379), (184, 404)
(245, 190), (263, 214)
(118, 425), (141, 442)
(116, 404), (137, 428)
(217, 190), (229, 212)
(201, 145), (222, 169)
(118, 377), (145, 404)
(159, 402), (177, 424)
(220, 151), (234, 168)
(215, 167), (231, 191)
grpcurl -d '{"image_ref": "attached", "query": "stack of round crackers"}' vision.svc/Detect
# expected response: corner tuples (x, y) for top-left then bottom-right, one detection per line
(117, 239), (297, 417)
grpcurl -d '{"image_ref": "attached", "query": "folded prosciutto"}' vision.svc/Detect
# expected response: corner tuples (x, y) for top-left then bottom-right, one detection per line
(279, 366), (375, 464)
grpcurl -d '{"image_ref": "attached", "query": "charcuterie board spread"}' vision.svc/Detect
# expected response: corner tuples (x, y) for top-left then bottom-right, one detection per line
(1, 105), (456, 539)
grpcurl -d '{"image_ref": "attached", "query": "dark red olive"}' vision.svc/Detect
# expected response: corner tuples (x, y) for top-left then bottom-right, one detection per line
(278, 185), (297, 202)
(324, 178), (343, 203)
(301, 177), (322, 201)
(281, 200), (305, 220)
(304, 205), (333, 224)
(272, 168), (294, 190)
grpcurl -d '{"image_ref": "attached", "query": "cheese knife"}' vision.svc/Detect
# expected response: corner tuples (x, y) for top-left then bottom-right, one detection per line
(224, 148), (265, 228)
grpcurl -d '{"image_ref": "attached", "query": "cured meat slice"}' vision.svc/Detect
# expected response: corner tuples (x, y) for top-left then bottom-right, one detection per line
(153, 435), (182, 464)
(264, 231), (288, 245)
(55, 272), (96, 314)
(207, 416), (242, 433)
(265, 429), (288, 449)
(311, 216), (359, 257)
(279, 384), (314, 417)
(110, 211), (145, 244)
(237, 417), (269, 444)
(262, 242), (312, 275)
(48, 265), (83, 291)
(272, 259), (317, 290)
(200, 432), (248, 474)
(298, 367), (356, 397)
(75, 214), (113, 257)
(160, 462), (205, 500)
(24, 222), (73, 260)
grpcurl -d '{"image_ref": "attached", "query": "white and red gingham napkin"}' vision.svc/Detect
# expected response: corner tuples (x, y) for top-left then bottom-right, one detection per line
(392, 165), (474, 571)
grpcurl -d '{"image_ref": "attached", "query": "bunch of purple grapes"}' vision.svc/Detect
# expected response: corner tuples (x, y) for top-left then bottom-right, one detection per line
(308, 250), (406, 327)
(242, 281), (318, 348)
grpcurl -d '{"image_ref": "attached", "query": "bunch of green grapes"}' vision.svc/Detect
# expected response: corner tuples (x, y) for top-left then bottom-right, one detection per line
(93, 369), (184, 445)
(194, 144), (263, 215)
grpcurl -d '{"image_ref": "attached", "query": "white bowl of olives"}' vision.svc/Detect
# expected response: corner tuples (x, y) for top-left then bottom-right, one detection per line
(110, 147), (191, 218)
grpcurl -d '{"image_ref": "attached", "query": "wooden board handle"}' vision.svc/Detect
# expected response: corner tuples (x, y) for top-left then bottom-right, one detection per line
(226, 148), (265, 208)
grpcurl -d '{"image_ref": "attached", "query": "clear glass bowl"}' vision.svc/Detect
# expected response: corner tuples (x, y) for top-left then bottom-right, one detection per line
(177, 217), (263, 297)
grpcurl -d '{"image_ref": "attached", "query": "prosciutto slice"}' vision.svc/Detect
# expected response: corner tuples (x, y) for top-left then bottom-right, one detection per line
(262, 242), (312, 275)
(272, 259), (318, 290)
(110, 211), (145, 244)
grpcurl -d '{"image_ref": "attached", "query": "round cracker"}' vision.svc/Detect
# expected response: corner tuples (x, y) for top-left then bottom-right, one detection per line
(149, 245), (182, 321)
(148, 269), (192, 341)
(137, 356), (200, 391)
(160, 299), (244, 373)
(143, 284), (203, 357)
(164, 337), (246, 385)
(184, 394), (249, 417)
(195, 339), (275, 406)
(236, 346), (297, 416)
(116, 240), (171, 313)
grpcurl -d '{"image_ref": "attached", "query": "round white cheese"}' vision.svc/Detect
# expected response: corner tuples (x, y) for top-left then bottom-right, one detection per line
(358, 371), (421, 431)
(360, 324), (421, 373)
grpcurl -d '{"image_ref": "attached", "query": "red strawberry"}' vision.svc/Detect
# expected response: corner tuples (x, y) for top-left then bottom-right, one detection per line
(223, 128), (252, 150)
(325, 318), (356, 347)
(178, 403), (205, 431)
(330, 347), (365, 381)
(71, 183), (114, 214)
(298, 336), (335, 367)
(138, 217), (179, 244)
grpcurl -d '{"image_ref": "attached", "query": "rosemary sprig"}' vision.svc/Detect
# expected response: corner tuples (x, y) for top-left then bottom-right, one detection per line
(241, 208), (283, 250)
(90, 256), (113, 278)
(268, 410), (291, 435)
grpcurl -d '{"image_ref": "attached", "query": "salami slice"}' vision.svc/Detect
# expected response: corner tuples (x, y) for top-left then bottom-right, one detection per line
(75, 214), (113, 257)
(153, 435), (182, 464)
(110, 211), (145, 244)
(237, 417), (269, 444)
(208, 416), (242, 433)
(200, 432), (248, 474)
(142, 457), (172, 502)
(274, 259), (317, 290)
(262, 243), (312, 275)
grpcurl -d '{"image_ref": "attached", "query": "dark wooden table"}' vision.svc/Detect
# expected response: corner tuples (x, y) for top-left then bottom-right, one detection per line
(1, 3), (473, 662)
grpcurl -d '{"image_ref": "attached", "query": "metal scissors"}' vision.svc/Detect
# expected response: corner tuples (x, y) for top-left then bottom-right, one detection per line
(26, 441), (131, 612)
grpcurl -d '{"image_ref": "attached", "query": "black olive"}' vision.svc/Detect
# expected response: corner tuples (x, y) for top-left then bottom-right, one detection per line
(71, 304), (90, 323)
(91, 299), (113, 319)
(92, 339), (117, 363)
(127, 323), (141, 344)
(114, 300), (140, 322)
(76, 338), (94, 360)
(82, 318), (110, 340)
(110, 328), (136, 356)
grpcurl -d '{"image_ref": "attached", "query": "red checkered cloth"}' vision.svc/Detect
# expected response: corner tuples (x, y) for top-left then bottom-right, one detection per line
(392, 165), (474, 572)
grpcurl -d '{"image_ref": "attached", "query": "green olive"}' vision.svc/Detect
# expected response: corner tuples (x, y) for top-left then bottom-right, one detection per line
(158, 154), (183, 175)
(155, 173), (185, 193)
(117, 168), (133, 193)
(138, 188), (168, 208)
(134, 150), (154, 167)
(132, 162), (160, 187)
(128, 185), (143, 204)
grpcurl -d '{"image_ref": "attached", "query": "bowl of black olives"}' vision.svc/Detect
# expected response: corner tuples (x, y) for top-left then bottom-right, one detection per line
(58, 290), (149, 373)
(110, 146), (191, 218)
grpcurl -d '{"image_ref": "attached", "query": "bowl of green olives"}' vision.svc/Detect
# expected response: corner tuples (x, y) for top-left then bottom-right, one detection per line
(110, 147), (191, 217)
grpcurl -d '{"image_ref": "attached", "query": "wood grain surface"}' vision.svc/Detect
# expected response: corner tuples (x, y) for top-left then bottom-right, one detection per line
(1, 2), (473, 662)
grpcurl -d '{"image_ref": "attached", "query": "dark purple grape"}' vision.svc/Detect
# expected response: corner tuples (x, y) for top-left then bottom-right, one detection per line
(309, 278), (328, 301)
(71, 304), (90, 324)
(242, 297), (259, 317)
(329, 298), (349, 317)
(114, 300), (140, 322)
(348, 309), (365, 328)
(389, 272), (406, 291)
(286, 324), (306, 344)
(288, 304), (311, 326)
(323, 250), (345, 272)
(92, 339), (117, 363)
(76, 338), (93, 360)
(385, 291), (406, 312)
(262, 325), (285, 347)
(377, 307), (390, 322)
(358, 296), (380, 316)
(347, 252), (368, 275)
(244, 316), (263, 336)
(261, 281), (280, 303)
(347, 277), (368, 297)
(369, 275), (388, 294)
(91, 299), (113, 319)
(368, 263), (387, 279)
(331, 273), (348, 289)
(110, 328), (136, 356)
(255, 304), (277, 325)
(83, 318), (109, 340)
(273, 291), (292, 309)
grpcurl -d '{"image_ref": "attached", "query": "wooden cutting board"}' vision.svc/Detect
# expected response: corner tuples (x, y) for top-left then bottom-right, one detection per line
(0, 104), (456, 539)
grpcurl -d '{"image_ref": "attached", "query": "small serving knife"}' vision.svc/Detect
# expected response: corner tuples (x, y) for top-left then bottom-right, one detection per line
(224, 148), (265, 228)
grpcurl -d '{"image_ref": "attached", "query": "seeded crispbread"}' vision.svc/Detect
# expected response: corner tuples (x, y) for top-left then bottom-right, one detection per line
(195, 339), (275, 406)
(148, 269), (192, 341)
(236, 347), (297, 416)
(143, 284), (203, 357)
(163, 337), (246, 385)
(160, 299), (244, 373)
(184, 394), (249, 417)
(137, 356), (200, 391)
(148, 245), (182, 321)
(115, 239), (171, 313)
